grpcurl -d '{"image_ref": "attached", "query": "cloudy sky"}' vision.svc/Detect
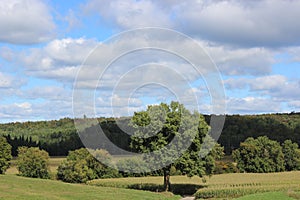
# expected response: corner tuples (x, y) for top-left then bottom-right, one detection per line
(0, 0), (300, 123)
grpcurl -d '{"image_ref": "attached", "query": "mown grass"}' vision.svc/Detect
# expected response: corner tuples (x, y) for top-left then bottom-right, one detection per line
(0, 175), (180, 200)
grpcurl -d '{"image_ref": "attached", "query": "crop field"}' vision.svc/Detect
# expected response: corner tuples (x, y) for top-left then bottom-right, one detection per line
(196, 171), (300, 199)
(89, 172), (300, 199)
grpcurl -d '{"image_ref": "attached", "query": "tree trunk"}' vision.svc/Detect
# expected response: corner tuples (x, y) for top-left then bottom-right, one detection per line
(163, 169), (171, 192)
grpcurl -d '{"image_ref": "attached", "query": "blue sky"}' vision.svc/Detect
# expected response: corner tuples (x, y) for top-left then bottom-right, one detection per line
(0, 0), (300, 123)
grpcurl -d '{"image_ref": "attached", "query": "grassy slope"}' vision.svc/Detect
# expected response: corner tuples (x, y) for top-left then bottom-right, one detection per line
(0, 175), (180, 200)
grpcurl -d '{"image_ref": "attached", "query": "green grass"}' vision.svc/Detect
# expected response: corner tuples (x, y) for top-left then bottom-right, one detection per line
(88, 176), (204, 195)
(0, 175), (180, 200)
(235, 191), (295, 200)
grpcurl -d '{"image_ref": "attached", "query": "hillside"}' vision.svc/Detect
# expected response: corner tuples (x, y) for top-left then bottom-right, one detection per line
(0, 113), (299, 155)
(0, 175), (180, 200)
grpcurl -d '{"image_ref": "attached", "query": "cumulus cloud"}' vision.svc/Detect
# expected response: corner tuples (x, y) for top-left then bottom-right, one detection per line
(83, 0), (300, 48)
(0, 72), (26, 88)
(0, 0), (56, 44)
(227, 96), (282, 114)
(83, 0), (172, 29)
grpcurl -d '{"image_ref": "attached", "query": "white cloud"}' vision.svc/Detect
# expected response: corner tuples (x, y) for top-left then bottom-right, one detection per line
(83, 0), (300, 47)
(227, 96), (282, 114)
(83, 0), (171, 29)
(0, 0), (56, 44)
(0, 72), (26, 88)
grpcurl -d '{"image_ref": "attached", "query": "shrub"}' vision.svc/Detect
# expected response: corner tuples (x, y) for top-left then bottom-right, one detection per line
(233, 136), (285, 173)
(16, 147), (50, 179)
(0, 136), (12, 174)
(116, 157), (148, 177)
(57, 148), (119, 183)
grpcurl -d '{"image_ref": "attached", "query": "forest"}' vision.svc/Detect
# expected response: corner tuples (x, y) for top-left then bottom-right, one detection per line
(0, 112), (299, 156)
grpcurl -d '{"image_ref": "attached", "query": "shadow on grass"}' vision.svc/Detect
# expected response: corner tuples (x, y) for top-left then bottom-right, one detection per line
(128, 183), (205, 196)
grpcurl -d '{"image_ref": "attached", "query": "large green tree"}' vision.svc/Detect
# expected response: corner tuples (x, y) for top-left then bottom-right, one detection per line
(0, 136), (12, 174)
(282, 140), (300, 171)
(233, 136), (285, 173)
(130, 102), (216, 191)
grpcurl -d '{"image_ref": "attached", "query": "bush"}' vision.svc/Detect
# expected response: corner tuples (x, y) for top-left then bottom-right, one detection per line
(116, 157), (148, 177)
(57, 148), (119, 183)
(16, 147), (50, 179)
(232, 136), (285, 173)
(0, 136), (12, 174)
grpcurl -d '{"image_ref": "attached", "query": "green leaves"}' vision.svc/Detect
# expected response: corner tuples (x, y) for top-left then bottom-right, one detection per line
(0, 136), (12, 174)
(233, 136), (285, 173)
(16, 147), (50, 179)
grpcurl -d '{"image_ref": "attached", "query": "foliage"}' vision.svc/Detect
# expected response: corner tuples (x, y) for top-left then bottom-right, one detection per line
(0, 175), (180, 200)
(0, 136), (12, 174)
(233, 136), (285, 173)
(116, 157), (148, 177)
(130, 102), (215, 191)
(57, 148), (119, 183)
(1, 113), (300, 156)
(282, 140), (300, 171)
(16, 147), (50, 179)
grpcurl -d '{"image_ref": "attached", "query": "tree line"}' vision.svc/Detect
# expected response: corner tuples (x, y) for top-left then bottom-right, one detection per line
(0, 113), (299, 156)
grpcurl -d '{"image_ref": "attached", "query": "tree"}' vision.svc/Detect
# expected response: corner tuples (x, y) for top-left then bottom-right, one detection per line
(16, 147), (50, 179)
(282, 140), (300, 171)
(0, 136), (12, 174)
(233, 136), (285, 173)
(130, 102), (216, 191)
(57, 148), (119, 183)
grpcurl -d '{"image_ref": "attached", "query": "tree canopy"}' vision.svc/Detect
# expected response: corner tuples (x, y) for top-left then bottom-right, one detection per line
(130, 102), (217, 191)
(233, 136), (285, 173)
(0, 136), (12, 174)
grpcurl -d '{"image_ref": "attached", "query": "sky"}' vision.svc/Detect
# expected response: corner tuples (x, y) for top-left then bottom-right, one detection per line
(0, 0), (300, 123)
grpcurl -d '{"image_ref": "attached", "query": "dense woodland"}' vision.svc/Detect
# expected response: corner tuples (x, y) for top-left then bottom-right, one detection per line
(0, 113), (299, 156)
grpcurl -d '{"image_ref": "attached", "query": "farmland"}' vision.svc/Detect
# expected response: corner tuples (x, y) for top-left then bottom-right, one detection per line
(5, 157), (300, 199)
(89, 172), (300, 199)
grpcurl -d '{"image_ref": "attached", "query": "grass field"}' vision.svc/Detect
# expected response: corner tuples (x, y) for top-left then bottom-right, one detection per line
(0, 175), (181, 200)
(5, 157), (300, 199)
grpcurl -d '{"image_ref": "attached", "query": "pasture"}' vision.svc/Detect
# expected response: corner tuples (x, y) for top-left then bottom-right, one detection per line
(0, 175), (180, 200)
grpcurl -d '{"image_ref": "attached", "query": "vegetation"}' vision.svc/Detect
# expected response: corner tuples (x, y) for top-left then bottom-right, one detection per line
(194, 171), (300, 199)
(235, 192), (295, 200)
(16, 147), (50, 179)
(0, 113), (300, 156)
(130, 102), (215, 191)
(0, 136), (12, 174)
(282, 139), (300, 171)
(233, 136), (285, 173)
(57, 148), (119, 183)
(0, 175), (180, 200)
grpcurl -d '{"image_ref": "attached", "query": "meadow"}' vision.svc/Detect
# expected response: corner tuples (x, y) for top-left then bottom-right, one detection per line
(4, 157), (300, 199)
(0, 175), (180, 200)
